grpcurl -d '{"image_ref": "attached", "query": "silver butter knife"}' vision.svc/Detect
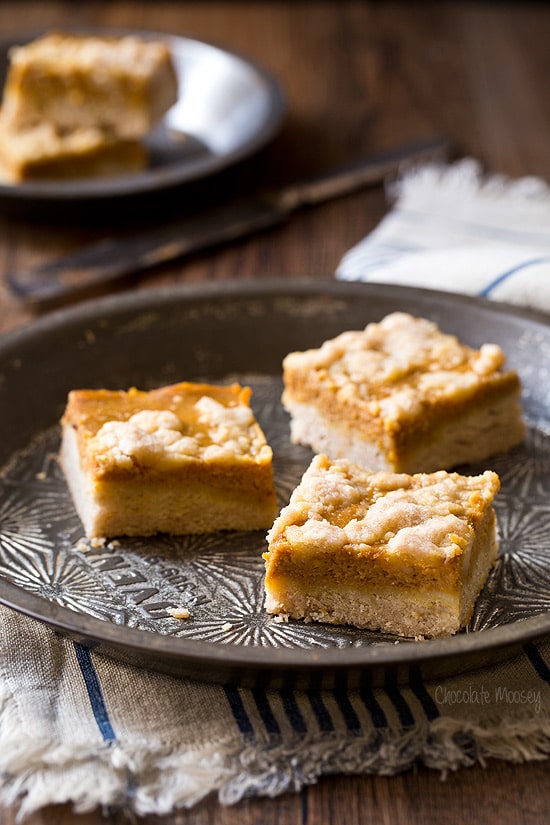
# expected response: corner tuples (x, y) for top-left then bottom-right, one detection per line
(8, 136), (450, 308)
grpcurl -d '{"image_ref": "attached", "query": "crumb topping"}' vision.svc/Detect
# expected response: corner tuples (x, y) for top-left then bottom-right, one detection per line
(64, 382), (272, 472)
(91, 398), (267, 469)
(283, 312), (511, 424)
(8, 33), (172, 77)
(267, 454), (499, 565)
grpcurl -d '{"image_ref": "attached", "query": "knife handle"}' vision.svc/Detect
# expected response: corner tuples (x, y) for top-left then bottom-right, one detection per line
(8, 198), (286, 308)
(8, 135), (451, 309)
(275, 135), (450, 211)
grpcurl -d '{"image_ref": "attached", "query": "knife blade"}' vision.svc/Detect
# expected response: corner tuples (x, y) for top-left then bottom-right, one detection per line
(8, 135), (450, 308)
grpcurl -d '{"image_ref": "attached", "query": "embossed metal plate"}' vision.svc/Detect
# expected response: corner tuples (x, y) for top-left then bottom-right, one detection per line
(0, 280), (549, 687)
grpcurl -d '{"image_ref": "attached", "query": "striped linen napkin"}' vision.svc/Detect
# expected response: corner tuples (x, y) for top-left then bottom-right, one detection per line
(336, 157), (550, 313)
(1, 607), (550, 817)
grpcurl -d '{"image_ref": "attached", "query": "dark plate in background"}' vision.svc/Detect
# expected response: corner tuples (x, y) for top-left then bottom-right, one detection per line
(0, 28), (286, 205)
(0, 279), (549, 688)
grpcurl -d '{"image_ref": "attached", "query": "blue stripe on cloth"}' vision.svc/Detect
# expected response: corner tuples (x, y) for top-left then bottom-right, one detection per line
(307, 692), (334, 732)
(252, 688), (280, 735)
(359, 686), (388, 729)
(384, 685), (415, 728)
(478, 256), (550, 297)
(333, 691), (361, 731)
(223, 686), (254, 735)
(409, 679), (440, 722)
(73, 643), (116, 743)
(280, 691), (307, 734)
(524, 643), (550, 685)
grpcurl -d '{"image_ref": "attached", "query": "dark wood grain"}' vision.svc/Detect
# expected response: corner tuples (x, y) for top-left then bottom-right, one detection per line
(1, 2), (549, 823)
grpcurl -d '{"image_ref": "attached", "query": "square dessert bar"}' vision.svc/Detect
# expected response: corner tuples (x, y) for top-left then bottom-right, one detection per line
(1, 32), (178, 139)
(282, 312), (524, 473)
(60, 382), (278, 539)
(0, 122), (147, 183)
(264, 454), (500, 638)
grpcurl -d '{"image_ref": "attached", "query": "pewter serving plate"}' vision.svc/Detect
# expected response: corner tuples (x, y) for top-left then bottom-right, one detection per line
(1, 280), (549, 688)
(0, 28), (285, 203)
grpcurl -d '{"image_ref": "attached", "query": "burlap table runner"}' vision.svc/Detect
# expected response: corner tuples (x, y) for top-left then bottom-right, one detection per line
(1, 604), (549, 819)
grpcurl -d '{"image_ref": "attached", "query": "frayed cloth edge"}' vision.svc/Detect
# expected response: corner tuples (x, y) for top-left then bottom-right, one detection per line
(218, 714), (550, 804)
(2, 715), (549, 821)
(387, 157), (550, 211)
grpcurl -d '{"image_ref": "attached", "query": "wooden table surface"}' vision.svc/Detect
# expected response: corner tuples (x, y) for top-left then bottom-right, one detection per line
(0, 2), (549, 823)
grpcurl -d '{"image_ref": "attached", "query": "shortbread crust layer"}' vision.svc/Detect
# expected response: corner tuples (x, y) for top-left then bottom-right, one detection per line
(0, 121), (147, 182)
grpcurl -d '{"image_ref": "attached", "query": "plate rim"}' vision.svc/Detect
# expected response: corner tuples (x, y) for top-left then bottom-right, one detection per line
(1, 277), (549, 683)
(0, 26), (286, 202)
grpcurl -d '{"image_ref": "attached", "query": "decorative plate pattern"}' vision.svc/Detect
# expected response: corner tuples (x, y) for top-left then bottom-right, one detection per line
(1, 373), (549, 650)
(1, 281), (549, 686)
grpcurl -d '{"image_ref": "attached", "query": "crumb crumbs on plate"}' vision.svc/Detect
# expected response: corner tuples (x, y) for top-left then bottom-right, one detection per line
(75, 536), (120, 553)
(167, 606), (191, 620)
